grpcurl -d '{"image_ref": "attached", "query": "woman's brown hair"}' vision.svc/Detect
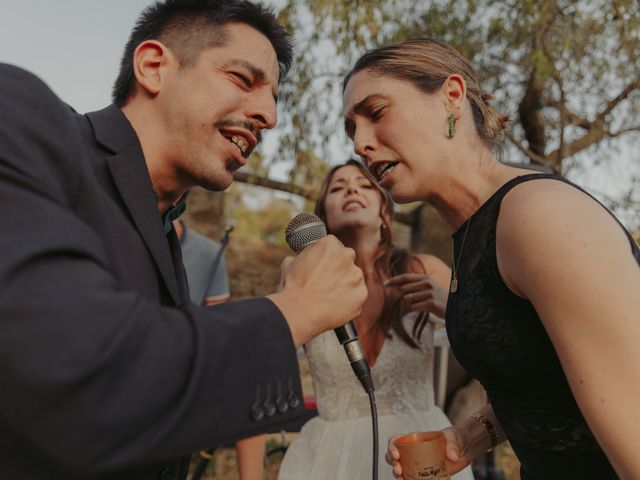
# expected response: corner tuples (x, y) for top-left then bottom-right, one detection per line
(343, 39), (509, 151)
(315, 160), (429, 348)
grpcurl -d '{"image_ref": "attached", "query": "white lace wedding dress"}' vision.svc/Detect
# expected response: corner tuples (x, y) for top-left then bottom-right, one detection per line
(278, 313), (474, 480)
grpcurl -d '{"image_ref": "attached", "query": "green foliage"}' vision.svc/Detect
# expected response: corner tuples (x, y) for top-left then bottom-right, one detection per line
(227, 187), (299, 246)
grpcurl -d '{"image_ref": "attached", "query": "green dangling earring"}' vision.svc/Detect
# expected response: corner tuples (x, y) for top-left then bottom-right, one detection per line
(448, 112), (457, 138)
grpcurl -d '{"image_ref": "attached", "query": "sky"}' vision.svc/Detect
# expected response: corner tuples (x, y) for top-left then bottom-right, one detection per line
(0, 0), (155, 113)
(2, 1), (637, 227)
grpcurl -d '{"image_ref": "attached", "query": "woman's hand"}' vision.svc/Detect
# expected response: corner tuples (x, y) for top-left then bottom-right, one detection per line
(442, 427), (473, 473)
(385, 428), (472, 479)
(384, 434), (405, 479)
(385, 273), (449, 318)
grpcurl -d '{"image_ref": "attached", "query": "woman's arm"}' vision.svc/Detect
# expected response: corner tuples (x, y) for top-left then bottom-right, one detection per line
(448, 403), (508, 464)
(497, 179), (640, 478)
(416, 253), (452, 292)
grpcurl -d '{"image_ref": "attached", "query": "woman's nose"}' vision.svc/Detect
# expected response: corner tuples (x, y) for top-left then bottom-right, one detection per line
(353, 125), (377, 161)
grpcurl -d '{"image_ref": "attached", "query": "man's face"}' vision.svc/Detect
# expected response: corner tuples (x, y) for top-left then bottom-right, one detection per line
(158, 22), (280, 192)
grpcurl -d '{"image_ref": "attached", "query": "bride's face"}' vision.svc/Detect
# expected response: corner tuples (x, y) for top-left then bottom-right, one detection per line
(342, 69), (451, 204)
(323, 165), (384, 236)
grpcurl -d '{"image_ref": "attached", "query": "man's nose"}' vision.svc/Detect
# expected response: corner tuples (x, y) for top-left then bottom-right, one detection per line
(247, 89), (277, 130)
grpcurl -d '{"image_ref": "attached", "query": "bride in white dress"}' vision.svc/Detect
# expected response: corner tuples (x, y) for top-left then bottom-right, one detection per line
(278, 160), (474, 480)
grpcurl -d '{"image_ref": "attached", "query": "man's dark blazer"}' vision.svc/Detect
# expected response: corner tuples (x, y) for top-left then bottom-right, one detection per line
(0, 64), (303, 480)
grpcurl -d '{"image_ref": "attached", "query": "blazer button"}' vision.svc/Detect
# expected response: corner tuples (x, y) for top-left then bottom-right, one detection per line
(251, 404), (265, 421)
(288, 391), (300, 409)
(286, 377), (300, 409)
(159, 466), (177, 480)
(263, 382), (276, 417)
(276, 395), (289, 413)
(251, 384), (265, 421)
(275, 380), (288, 413)
(263, 398), (276, 417)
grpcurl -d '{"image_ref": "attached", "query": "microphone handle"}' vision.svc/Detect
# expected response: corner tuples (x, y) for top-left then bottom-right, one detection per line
(335, 321), (375, 393)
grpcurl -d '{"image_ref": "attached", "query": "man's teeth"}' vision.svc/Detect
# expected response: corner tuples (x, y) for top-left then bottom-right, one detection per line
(229, 135), (248, 154)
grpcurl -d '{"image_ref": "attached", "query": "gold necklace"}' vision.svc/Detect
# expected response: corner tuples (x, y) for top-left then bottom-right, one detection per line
(450, 217), (471, 293)
(449, 158), (494, 293)
(449, 164), (490, 293)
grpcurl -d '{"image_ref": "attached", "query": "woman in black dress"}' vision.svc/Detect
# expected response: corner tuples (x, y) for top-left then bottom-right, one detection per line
(341, 39), (640, 479)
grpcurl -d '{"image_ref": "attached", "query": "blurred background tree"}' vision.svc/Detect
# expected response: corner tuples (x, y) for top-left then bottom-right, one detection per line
(239, 0), (640, 230)
(188, 0), (640, 268)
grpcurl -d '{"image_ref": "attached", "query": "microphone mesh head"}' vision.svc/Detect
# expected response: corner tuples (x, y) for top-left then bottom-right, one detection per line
(285, 213), (327, 252)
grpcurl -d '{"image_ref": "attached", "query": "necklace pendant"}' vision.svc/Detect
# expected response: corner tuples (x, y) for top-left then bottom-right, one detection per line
(450, 278), (458, 293)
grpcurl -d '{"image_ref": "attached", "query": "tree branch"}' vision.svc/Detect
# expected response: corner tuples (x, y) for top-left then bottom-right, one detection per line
(597, 76), (640, 122)
(545, 78), (639, 133)
(546, 100), (591, 129)
(234, 171), (316, 200)
(608, 126), (640, 137)
(545, 125), (607, 165)
(543, 78), (640, 165)
(505, 131), (548, 165)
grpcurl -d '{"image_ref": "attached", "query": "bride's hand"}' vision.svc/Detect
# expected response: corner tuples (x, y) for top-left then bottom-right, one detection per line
(385, 273), (449, 318)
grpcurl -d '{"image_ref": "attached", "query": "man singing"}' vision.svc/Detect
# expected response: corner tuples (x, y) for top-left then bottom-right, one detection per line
(0, 1), (367, 479)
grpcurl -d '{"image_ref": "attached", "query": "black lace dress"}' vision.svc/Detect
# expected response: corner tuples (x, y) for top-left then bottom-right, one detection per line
(446, 174), (638, 480)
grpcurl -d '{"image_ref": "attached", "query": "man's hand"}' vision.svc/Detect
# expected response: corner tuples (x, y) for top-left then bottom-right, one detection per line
(268, 235), (367, 347)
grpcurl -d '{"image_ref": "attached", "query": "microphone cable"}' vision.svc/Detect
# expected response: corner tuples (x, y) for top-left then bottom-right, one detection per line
(285, 213), (379, 480)
(369, 387), (379, 480)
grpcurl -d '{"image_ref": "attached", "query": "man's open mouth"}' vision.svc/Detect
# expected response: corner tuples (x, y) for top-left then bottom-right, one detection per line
(224, 134), (249, 156)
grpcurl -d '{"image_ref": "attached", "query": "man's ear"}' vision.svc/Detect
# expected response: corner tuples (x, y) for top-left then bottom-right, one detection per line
(131, 40), (174, 97)
(441, 74), (466, 113)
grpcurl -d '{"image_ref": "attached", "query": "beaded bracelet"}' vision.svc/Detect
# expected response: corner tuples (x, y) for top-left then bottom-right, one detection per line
(471, 413), (499, 452)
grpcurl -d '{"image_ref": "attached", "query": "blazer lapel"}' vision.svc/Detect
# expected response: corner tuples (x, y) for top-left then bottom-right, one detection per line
(87, 105), (182, 305)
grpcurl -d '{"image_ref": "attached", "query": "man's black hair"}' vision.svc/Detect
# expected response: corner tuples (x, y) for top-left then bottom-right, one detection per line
(112, 0), (292, 106)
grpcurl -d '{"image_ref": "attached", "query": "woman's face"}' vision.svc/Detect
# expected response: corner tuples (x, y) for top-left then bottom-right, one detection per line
(323, 164), (384, 236)
(343, 69), (451, 203)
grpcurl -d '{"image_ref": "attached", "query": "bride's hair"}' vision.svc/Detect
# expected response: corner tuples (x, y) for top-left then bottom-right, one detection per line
(315, 159), (428, 348)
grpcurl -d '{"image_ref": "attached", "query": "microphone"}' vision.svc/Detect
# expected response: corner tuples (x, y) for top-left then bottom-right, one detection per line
(285, 213), (374, 393)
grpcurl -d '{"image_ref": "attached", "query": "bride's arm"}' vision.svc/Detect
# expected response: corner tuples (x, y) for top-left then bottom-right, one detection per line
(385, 253), (451, 318)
